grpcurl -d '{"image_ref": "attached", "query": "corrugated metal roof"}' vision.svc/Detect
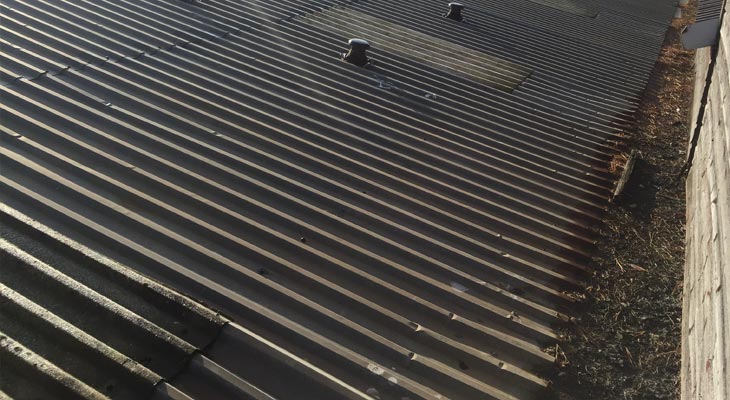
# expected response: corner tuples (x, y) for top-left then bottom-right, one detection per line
(0, 204), (225, 399)
(0, 0), (676, 398)
(1, 205), (369, 399)
(695, 0), (725, 22)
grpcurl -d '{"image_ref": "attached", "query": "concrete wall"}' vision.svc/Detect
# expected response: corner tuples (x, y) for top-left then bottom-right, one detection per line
(683, 6), (730, 400)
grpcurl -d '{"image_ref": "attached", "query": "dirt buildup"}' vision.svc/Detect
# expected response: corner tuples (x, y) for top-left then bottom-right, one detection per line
(549, 3), (696, 400)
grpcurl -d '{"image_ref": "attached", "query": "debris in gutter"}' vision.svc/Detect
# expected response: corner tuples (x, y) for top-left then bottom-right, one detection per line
(550, 2), (693, 396)
(612, 149), (639, 200)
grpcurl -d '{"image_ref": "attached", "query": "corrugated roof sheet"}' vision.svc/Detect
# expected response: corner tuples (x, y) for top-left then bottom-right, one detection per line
(695, 0), (725, 22)
(1, 205), (370, 399)
(0, 204), (226, 399)
(0, 0), (676, 398)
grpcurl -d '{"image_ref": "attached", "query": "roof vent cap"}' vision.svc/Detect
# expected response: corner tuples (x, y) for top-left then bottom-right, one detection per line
(446, 2), (465, 21)
(342, 38), (371, 67)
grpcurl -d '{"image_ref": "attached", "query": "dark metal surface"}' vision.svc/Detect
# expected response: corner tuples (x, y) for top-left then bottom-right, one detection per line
(695, 0), (725, 22)
(0, 0), (676, 398)
(0, 204), (226, 399)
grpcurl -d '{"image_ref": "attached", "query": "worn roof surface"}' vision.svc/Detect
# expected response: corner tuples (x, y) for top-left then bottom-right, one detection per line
(1, 205), (361, 400)
(1, 0), (676, 398)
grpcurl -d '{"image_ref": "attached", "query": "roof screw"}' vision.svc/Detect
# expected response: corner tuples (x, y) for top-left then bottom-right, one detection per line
(445, 2), (465, 21)
(342, 38), (370, 67)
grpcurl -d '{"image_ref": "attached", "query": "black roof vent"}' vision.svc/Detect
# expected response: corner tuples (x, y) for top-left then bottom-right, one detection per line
(342, 38), (370, 67)
(446, 2), (464, 21)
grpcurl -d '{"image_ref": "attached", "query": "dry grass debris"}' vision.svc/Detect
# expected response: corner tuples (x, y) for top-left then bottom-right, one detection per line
(549, 3), (696, 399)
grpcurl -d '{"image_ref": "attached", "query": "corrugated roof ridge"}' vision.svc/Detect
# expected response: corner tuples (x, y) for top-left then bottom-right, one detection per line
(0, 334), (110, 400)
(0, 284), (162, 392)
(0, 0), (240, 80)
(0, 239), (198, 356)
(216, 3), (656, 103)
(0, 125), (563, 346)
(105, 53), (611, 216)
(0, 177), (540, 399)
(0, 79), (592, 278)
(11, 62), (604, 244)
(0, 202), (228, 328)
(172, 37), (620, 178)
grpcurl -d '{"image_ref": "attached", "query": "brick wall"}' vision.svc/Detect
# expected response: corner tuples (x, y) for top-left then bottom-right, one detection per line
(682, 6), (730, 399)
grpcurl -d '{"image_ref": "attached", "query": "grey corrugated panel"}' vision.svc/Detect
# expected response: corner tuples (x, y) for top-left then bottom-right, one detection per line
(340, 2), (656, 100)
(278, 17), (643, 123)
(696, 0), (726, 22)
(1, 66), (598, 274)
(0, 212), (225, 348)
(95, 51), (610, 214)
(0, 177), (554, 399)
(0, 0), (677, 398)
(210, 15), (624, 150)
(1, 79), (564, 398)
(167, 354), (280, 400)
(524, 0), (599, 18)
(208, 28), (626, 149)
(442, 0), (663, 55)
(0, 334), (109, 400)
(165, 43), (611, 171)
(0, 32), (616, 222)
(196, 2), (656, 92)
(221, 0), (660, 104)
(0, 83), (568, 332)
(0, 205), (377, 400)
(1, 0), (624, 150)
(297, 7), (532, 92)
(0, 204), (231, 399)
(341, 0), (663, 69)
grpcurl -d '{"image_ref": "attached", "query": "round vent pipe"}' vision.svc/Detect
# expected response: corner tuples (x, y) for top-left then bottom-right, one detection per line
(342, 39), (370, 67)
(446, 2), (465, 21)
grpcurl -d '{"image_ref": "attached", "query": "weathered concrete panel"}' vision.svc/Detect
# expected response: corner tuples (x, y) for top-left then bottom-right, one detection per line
(683, 7), (730, 400)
